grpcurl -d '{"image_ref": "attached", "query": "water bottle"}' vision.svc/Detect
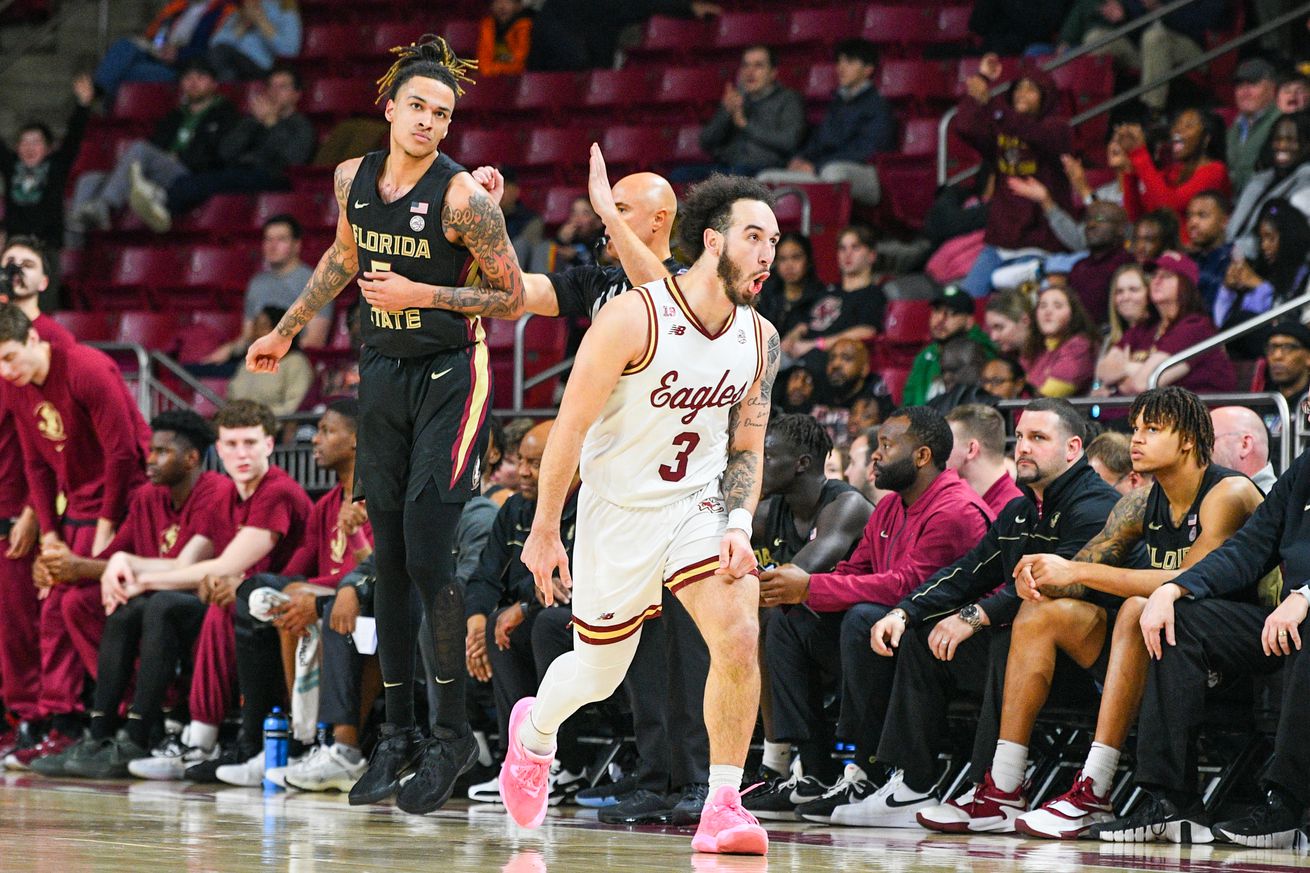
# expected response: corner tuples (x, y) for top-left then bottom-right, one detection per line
(263, 707), (290, 791)
(315, 721), (330, 750)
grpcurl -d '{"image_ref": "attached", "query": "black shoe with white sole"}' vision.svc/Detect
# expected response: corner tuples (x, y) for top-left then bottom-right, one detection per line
(1089, 792), (1213, 844)
(1215, 790), (1306, 849)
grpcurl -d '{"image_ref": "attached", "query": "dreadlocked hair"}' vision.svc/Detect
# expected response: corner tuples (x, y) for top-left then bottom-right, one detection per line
(376, 34), (476, 104)
(1127, 386), (1213, 467)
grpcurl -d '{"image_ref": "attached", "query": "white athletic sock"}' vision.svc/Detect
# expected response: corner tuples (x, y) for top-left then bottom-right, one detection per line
(516, 708), (557, 758)
(709, 764), (744, 797)
(991, 740), (1028, 793)
(185, 721), (219, 753)
(762, 741), (791, 776)
(1083, 742), (1120, 796)
(334, 743), (361, 764)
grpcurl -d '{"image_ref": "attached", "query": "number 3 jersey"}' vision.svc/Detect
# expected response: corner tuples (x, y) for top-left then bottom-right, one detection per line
(581, 276), (767, 509)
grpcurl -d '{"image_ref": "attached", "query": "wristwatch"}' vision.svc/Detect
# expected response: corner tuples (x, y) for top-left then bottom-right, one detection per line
(959, 604), (985, 631)
(887, 608), (909, 625)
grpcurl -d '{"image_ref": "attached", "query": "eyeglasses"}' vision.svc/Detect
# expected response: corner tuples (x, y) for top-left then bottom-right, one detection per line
(1266, 341), (1307, 356)
(980, 376), (1016, 388)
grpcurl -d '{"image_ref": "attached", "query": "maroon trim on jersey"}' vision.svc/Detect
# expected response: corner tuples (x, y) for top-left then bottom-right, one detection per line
(751, 309), (765, 384)
(623, 287), (659, 376)
(571, 603), (663, 645)
(665, 276), (736, 341)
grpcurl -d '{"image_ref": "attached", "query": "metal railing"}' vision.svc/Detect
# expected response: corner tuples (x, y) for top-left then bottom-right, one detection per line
(87, 341), (151, 417)
(937, 1), (1310, 186)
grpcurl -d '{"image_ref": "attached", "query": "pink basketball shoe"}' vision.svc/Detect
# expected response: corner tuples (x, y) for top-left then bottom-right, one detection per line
(691, 785), (769, 855)
(499, 698), (554, 829)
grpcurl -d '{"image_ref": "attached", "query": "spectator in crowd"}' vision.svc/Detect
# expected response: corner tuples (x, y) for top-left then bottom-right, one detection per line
(1095, 263), (1155, 391)
(207, 0), (302, 81)
(203, 214), (322, 369)
(454, 418), (514, 589)
(923, 170), (992, 285)
(983, 291), (1033, 358)
(779, 366), (816, 415)
(781, 226), (885, 369)
(1059, 0), (1225, 112)
(1118, 111), (1231, 248)
(980, 356), (1029, 400)
(1228, 58), (1281, 193)
(1065, 146), (1125, 208)
(0, 304), (150, 766)
(31, 411), (235, 777)
(758, 407), (993, 822)
(850, 400), (1118, 829)
(1021, 284), (1098, 397)
(1253, 321), (1310, 430)
(70, 57), (237, 236)
(1210, 405), (1278, 492)
(529, 196), (604, 272)
(757, 232), (825, 339)
(477, 0), (533, 77)
(93, 0), (232, 101)
(904, 285), (996, 407)
(809, 339), (892, 441)
(953, 55), (1071, 298)
(1131, 208), (1179, 264)
(130, 65), (315, 231)
(1085, 430), (1149, 495)
(694, 45), (805, 178)
(526, 0), (720, 71)
(843, 429), (879, 505)
(225, 305), (314, 418)
(970, 0), (1069, 56)
(945, 404), (1025, 517)
(499, 167), (544, 267)
(1116, 251), (1236, 396)
(927, 336), (994, 415)
(1, 75), (92, 253)
(738, 415), (872, 811)
(1186, 189), (1233, 308)
(1229, 111), (1310, 258)
(126, 400), (312, 781)
(756, 39), (892, 207)
(1214, 197), (1310, 359)
(1277, 73), (1310, 114)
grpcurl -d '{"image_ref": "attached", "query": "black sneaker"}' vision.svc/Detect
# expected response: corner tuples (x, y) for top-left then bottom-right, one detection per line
(743, 772), (829, 821)
(797, 763), (877, 824)
(185, 746), (242, 783)
(669, 782), (709, 825)
(1215, 790), (1306, 848)
(66, 735), (149, 779)
(349, 723), (422, 806)
(576, 775), (637, 809)
(1090, 791), (1213, 844)
(597, 788), (674, 824)
(395, 730), (479, 815)
(30, 735), (93, 777)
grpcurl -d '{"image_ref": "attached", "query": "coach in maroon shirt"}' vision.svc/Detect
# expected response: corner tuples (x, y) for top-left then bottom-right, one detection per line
(945, 404), (1025, 518)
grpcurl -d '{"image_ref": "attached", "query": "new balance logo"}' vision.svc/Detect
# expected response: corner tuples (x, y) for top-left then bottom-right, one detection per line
(598, 612), (615, 621)
(669, 324), (687, 335)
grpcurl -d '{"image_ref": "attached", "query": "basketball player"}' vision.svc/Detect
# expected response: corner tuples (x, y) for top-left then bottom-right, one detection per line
(498, 176), (780, 856)
(918, 387), (1262, 836)
(246, 36), (525, 815)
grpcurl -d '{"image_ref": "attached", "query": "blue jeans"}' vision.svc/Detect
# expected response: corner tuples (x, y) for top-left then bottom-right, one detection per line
(94, 39), (177, 101)
(960, 245), (1007, 298)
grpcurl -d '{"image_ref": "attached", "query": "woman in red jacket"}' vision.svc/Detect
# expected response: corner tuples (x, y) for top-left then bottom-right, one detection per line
(1119, 108), (1231, 247)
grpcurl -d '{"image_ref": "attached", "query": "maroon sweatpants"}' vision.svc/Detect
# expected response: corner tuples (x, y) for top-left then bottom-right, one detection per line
(188, 603), (236, 726)
(0, 549), (42, 720)
(37, 522), (106, 717)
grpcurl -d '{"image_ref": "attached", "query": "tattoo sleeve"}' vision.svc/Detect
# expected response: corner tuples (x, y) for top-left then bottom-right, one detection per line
(721, 330), (780, 515)
(276, 164), (359, 338)
(439, 189), (526, 318)
(1073, 488), (1148, 567)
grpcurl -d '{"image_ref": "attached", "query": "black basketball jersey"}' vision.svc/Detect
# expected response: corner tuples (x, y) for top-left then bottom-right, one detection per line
(348, 149), (480, 358)
(1143, 464), (1243, 571)
(755, 479), (859, 568)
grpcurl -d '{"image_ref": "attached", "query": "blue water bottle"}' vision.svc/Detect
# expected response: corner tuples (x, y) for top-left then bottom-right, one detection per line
(263, 707), (290, 791)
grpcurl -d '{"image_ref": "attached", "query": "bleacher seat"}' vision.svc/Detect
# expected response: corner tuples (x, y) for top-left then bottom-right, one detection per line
(879, 60), (954, 104)
(803, 64), (838, 102)
(114, 83), (174, 123)
(861, 6), (937, 46)
(881, 299), (933, 345)
(787, 8), (856, 46)
(117, 310), (184, 355)
(512, 72), (583, 115)
(632, 15), (712, 61)
(522, 127), (594, 170)
(370, 22), (421, 56)
(301, 23), (355, 60)
(583, 68), (657, 113)
(163, 246), (259, 308)
(441, 19), (479, 55)
(936, 6), (973, 44)
(453, 76), (514, 119)
(600, 125), (671, 170)
(710, 11), (788, 52)
(96, 246), (181, 309)
(51, 310), (117, 342)
(448, 128), (522, 167)
(252, 192), (333, 232)
(654, 67), (725, 108)
(304, 78), (376, 121)
(176, 194), (255, 239)
(671, 125), (710, 164)
(899, 117), (940, 157)
(541, 186), (588, 227)
(485, 316), (568, 409)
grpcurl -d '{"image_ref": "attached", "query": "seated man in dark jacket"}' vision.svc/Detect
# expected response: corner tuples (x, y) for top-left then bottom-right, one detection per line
(689, 45), (804, 179)
(757, 39), (893, 206)
(130, 64), (315, 232)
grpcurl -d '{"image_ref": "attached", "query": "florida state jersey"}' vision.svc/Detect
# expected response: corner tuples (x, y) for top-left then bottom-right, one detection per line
(581, 276), (765, 509)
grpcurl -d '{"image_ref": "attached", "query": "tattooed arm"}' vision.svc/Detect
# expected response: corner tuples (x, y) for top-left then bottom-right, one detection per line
(1013, 488), (1147, 599)
(722, 324), (779, 519)
(247, 159), (361, 373)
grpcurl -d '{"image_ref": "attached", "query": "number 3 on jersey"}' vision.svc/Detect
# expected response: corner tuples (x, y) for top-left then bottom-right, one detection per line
(659, 432), (700, 482)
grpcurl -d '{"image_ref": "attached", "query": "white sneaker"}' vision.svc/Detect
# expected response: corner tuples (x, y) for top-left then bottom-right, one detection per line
(128, 743), (219, 781)
(549, 762), (586, 806)
(128, 161), (171, 233)
(468, 770), (502, 803)
(264, 751), (308, 789)
(216, 751), (265, 787)
(915, 784), (976, 832)
(1016, 771), (1112, 839)
(830, 769), (936, 828)
(283, 744), (365, 792)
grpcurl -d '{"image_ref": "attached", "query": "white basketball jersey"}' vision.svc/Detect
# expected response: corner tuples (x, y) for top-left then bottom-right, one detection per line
(580, 277), (765, 509)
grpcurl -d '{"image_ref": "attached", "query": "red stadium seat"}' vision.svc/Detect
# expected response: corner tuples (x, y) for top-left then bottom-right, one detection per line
(301, 24), (355, 60)
(582, 68), (656, 112)
(788, 8), (856, 46)
(711, 11), (788, 51)
(879, 60), (954, 103)
(371, 22), (422, 56)
(880, 367), (911, 406)
(522, 127), (593, 169)
(635, 15), (711, 58)
(176, 194), (255, 238)
(512, 72), (583, 115)
(881, 299), (933, 345)
(50, 310), (118, 342)
(116, 310), (184, 354)
(936, 6), (973, 43)
(541, 186), (587, 226)
(447, 127), (522, 167)
(803, 64), (838, 102)
(190, 309), (243, 338)
(304, 78), (376, 120)
(861, 6), (938, 45)
(671, 124), (710, 163)
(452, 76), (514, 118)
(252, 193), (333, 232)
(653, 67), (725, 106)
(114, 83), (174, 123)
(97, 246), (181, 309)
(162, 245), (259, 308)
(899, 117), (940, 157)
(442, 19), (479, 55)
(600, 125), (670, 169)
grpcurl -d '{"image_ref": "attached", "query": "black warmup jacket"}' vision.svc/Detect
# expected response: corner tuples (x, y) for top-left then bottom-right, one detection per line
(464, 488), (580, 619)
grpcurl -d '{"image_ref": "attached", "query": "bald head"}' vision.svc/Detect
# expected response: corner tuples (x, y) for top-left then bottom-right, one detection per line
(1210, 406), (1270, 477)
(609, 173), (677, 257)
(517, 420), (555, 500)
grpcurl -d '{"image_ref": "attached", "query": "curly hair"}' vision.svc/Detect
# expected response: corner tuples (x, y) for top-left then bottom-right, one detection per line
(377, 34), (476, 104)
(213, 400), (277, 439)
(150, 409), (217, 457)
(769, 413), (833, 464)
(1127, 385), (1213, 467)
(676, 174), (776, 261)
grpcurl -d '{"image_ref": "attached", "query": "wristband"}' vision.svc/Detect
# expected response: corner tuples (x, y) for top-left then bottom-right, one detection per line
(726, 508), (753, 534)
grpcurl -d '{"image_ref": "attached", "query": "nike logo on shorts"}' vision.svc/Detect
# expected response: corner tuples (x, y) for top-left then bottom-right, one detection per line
(1148, 522), (1163, 530)
(383, 681), (403, 688)
(434, 677), (456, 685)
(354, 200), (369, 208)
(431, 368), (452, 380)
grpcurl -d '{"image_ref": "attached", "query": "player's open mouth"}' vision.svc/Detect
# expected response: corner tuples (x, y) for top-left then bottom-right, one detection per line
(750, 273), (769, 294)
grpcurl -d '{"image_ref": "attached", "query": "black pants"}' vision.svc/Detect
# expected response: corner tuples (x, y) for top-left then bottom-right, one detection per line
(624, 588), (710, 792)
(103, 591), (207, 728)
(1136, 599), (1296, 798)
(233, 573), (297, 755)
(877, 622), (1010, 793)
(319, 594), (370, 730)
(766, 606), (844, 782)
(838, 603), (896, 771)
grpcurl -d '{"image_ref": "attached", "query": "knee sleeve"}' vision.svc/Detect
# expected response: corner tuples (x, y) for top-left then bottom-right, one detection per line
(427, 581), (465, 683)
(530, 631), (640, 735)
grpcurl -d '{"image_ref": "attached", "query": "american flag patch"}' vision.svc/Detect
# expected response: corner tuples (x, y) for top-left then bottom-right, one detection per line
(410, 201), (429, 214)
